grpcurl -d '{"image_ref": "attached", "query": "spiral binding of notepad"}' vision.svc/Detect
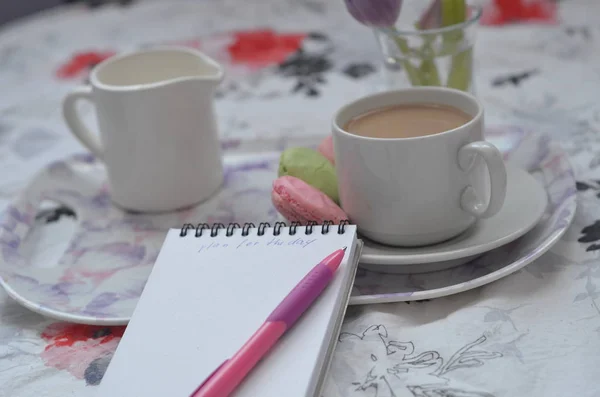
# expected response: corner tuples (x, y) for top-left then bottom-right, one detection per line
(179, 220), (351, 238)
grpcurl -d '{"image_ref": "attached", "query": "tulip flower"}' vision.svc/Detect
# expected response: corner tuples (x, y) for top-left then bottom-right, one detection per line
(419, 0), (467, 30)
(419, 0), (442, 30)
(343, 0), (403, 28)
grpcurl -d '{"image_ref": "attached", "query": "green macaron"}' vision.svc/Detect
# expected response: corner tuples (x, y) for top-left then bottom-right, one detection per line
(278, 147), (339, 204)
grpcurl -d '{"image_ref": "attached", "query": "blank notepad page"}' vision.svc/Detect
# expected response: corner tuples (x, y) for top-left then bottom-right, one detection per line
(97, 225), (359, 397)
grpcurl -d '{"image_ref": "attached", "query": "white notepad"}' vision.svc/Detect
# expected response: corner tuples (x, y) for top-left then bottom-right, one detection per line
(97, 223), (361, 397)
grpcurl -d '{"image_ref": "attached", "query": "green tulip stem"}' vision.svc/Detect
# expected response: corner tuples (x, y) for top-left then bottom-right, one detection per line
(389, 33), (422, 86)
(417, 36), (441, 86)
(447, 47), (472, 91)
(442, 0), (472, 91)
(388, 29), (440, 87)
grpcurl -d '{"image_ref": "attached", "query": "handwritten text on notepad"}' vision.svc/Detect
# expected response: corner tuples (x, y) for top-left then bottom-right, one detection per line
(197, 236), (318, 253)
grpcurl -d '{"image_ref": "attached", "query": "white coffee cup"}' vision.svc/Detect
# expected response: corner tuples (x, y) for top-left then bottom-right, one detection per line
(332, 87), (507, 247)
(63, 47), (225, 212)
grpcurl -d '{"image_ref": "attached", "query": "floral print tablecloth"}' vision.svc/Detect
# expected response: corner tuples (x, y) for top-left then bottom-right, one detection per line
(1, 0), (600, 396)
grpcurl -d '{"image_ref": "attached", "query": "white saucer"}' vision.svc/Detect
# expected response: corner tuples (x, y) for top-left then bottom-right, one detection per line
(359, 165), (548, 274)
(348, 127), (576, 305)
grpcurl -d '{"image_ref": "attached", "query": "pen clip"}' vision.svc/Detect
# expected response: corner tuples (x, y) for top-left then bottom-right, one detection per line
(189, 360), (229, 397)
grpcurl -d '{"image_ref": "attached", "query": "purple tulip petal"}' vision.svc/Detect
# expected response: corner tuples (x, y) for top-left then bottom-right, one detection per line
(345, 0), (402, 27)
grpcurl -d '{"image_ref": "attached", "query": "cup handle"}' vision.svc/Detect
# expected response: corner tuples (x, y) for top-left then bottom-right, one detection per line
(458, 141), (507, 219)
(62, 86), (103, 160)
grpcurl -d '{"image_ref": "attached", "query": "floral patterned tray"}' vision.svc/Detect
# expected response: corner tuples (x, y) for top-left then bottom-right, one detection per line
(0, 128), (576, 324)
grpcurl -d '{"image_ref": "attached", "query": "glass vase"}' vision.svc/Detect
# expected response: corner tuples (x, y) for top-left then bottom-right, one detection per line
(373, 2), (481, 94)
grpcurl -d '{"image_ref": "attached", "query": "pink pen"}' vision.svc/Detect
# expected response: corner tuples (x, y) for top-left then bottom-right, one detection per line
(190, 247), (347, 397)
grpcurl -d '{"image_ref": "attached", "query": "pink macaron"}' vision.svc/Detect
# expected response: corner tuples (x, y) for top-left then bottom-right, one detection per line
(317, 135), (335, 164)
(272, 175), (348, 224)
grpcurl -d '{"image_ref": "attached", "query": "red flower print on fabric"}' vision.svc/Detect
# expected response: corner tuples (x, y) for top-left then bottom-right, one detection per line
(41, 322), (126, 385)
(481, 0), (557, 26)
(55, 51), (116, 79)
(227, 29), (306, 67)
